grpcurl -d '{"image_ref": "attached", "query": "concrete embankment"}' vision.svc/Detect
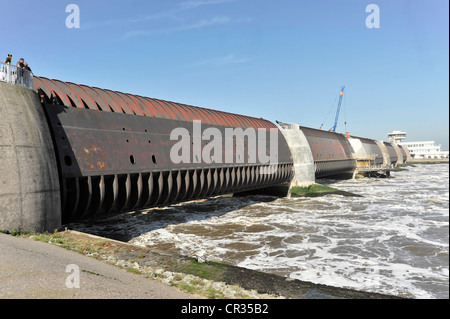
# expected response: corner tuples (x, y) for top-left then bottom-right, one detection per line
(3, 230), (404, 299)
(0, 232), (196, 299)
(0, 81), (60, 233)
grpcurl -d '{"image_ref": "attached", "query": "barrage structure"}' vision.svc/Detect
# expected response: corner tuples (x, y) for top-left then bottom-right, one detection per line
(1, 75), (409, 232)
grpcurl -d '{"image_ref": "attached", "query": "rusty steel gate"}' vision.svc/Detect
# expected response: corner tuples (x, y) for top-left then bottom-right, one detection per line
(300, 126), (356, 178)
(33, 77), (294, 223)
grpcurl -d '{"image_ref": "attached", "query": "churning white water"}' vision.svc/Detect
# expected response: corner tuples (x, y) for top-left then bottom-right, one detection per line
(70, 164), (449, 299)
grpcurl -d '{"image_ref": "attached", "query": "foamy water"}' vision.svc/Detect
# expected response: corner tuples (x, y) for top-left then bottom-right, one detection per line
(70, 164), (449, 299)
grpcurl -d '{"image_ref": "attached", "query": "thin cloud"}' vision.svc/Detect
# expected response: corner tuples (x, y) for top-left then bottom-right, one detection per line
(177, 16), (230, 31)
(84, 0), (236, 30)
(181, 0), (238, 9)
(122, 16), (231, 39)
(188, 54), (259, 68)
(83, 10), (182, 30)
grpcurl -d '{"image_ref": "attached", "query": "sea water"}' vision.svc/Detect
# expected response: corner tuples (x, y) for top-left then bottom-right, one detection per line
(70, 164), (449, 299)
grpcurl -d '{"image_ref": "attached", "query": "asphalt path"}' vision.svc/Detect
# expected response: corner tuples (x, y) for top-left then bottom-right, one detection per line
(0, 233), (198, 299)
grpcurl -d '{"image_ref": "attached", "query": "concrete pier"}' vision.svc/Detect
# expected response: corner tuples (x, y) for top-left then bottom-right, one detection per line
(0, 82), (61, 232)
(278, 123), (315, 188)
(393, 144), (404, 165)
(376, 141), (391, 169)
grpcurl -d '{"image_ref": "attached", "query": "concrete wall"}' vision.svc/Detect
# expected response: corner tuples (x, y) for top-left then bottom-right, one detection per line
(376, 141), (391, 168)
(279, 123), (315, 187)
(384, 142), (398, 167)
(0, 81), (61, 232)
(393, 144), (404, 165)
(403, 146), (412, 162)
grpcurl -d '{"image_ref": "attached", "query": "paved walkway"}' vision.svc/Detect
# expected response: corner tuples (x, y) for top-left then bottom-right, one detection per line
(0, 233), (198, 299)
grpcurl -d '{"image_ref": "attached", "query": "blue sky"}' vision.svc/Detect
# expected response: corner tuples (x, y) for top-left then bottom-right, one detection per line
(3, 0), (448, 148)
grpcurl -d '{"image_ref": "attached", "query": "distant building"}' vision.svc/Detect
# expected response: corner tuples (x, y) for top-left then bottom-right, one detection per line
(388, 130), (407, 144)
(399, 141), (449, 159)
(388, 130), (449, 159)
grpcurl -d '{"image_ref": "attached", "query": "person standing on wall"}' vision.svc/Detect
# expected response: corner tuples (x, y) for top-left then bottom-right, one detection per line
(16, 58), (25, 85)
(24, 62), (32, 73)
(24, 62), (32, 87)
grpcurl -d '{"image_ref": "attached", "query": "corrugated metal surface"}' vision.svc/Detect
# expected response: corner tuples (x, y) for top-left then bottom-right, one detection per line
(300, 126), (356, 178)
(33, 77), (293, 222)
(34, 77), (275, 129)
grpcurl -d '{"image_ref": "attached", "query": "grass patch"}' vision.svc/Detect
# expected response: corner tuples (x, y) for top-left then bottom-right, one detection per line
(15, 231), (121, 256)
(125, 267), (142, 275)
(0, 228), (22, 236)
(175, 259), (227, 281)
(290, 184), (361, 198)
(173, 280), (227, 299)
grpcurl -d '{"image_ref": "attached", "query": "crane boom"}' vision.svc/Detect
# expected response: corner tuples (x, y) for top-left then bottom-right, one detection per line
(330, 86), (345, 132)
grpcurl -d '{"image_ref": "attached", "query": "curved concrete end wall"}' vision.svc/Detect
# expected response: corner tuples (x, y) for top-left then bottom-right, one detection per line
(0, 82), (61, 232)
(393, 144), (404, 165)
(402, 146), (412, 162)
(376, 141), (398, 168)
(384, 142), (398, 167)
(279, 123), (315, 187)
(398, 145), (408, 163)
(376, 141), (390, 168)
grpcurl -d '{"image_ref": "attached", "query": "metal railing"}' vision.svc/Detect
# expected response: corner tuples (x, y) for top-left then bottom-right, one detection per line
(0, 61), (34, 89)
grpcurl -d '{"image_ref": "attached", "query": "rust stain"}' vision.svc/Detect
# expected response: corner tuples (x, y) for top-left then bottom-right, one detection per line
(80, 144), (105, 171)
(96, 161), (106, 169)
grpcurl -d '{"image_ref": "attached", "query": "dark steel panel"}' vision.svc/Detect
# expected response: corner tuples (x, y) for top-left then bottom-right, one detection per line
(301, 126), (356, 178)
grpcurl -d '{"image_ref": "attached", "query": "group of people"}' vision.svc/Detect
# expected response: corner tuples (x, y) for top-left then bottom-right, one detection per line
(16, 57), (32, 77)
(16, 57), (32, 74)
(1, 55), (33, 87)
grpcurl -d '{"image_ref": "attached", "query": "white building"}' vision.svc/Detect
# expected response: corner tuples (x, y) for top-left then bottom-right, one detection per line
(388, 130), (449, 159)
(388, 130), (407, 144)
(398, 141), (449, 159)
